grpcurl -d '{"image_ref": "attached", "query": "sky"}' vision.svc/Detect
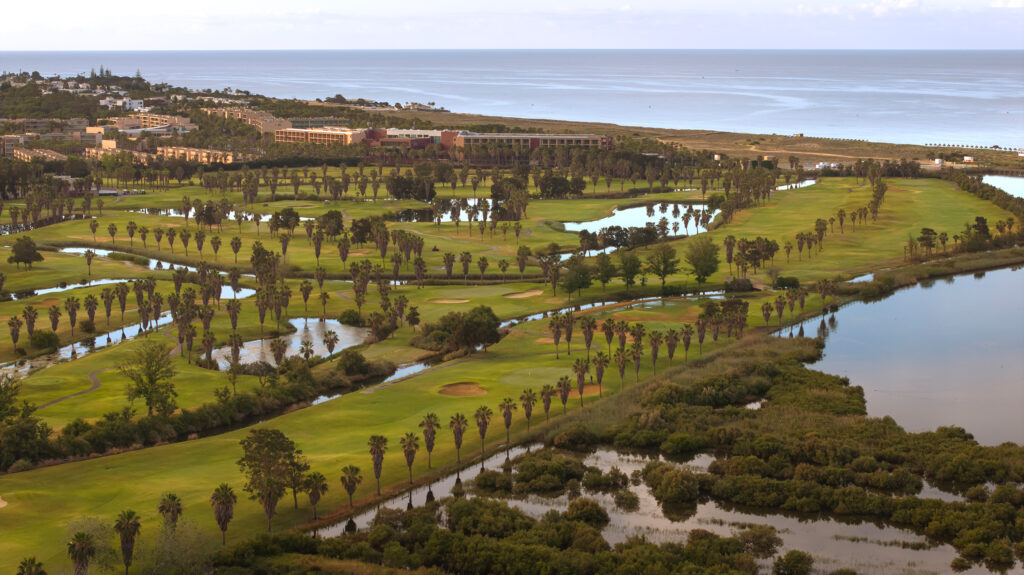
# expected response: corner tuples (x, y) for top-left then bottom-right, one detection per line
(2, 0), (1022, 50)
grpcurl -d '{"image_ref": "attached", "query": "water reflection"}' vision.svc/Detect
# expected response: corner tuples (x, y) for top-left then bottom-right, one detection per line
(793, 266), (1024, 445)
(563, 202), (716, 236)
(211, 318), (368, 369)
(319, 446), (989, 574)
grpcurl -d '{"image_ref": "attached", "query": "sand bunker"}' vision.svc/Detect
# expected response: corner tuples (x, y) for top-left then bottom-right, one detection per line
(0, 495), (7, 509)
(439, 382), (487, 397)
(503, 289), (544, 299)
(535, 337), (555, 345)
(429, 298), (470, 304)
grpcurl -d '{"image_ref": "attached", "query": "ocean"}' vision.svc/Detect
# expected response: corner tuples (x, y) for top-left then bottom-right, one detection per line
(1, 50), (1022, 148)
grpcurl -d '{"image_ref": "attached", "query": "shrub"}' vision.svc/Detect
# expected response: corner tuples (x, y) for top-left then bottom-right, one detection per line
(334, 349), (370, 376)
(724, 278), (754, 292)
(552, 424), (597, 451)
(564, 497), (610, 528)
(30, 330), (60, 350)
(6, 459), (34, 473)
(775, 276), (800, 290)
(78, 318), (96, 333)
(337, 309), (363, 326)
(474, 470), (513, 493)
(613, 489), (640, 511)
(773, 550), (814, 575)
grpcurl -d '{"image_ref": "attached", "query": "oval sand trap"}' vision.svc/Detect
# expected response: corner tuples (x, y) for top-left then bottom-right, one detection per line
(429, 298), (470, 304)
(504, 289), (543, 299)
(439, 382), (487, 396)
(0, 495), (7, 509)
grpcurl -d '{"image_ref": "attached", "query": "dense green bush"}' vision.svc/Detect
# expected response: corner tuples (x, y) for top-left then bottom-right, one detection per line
(29, 329), (60, 350)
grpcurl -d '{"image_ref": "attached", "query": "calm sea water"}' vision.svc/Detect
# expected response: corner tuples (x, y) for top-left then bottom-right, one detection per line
(2, 50), (1022, 147)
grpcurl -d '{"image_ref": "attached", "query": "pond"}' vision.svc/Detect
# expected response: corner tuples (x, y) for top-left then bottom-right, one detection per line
(983, 175), (1024, 199)
(210, 317), (368, 369)
(318, 447), (997, 574)
(391, 198), (485, 223)
(0, 311), (176, 378)
(563, 202), (716, 237)
(57, 247), (260, 290)
(791, 266), (1024, 446)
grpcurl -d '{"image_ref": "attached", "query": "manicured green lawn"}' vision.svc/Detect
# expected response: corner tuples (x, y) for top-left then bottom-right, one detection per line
(0, 173), (1013, 571)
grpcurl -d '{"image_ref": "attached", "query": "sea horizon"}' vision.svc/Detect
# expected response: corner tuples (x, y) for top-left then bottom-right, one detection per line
(2, 49), (1022, 148)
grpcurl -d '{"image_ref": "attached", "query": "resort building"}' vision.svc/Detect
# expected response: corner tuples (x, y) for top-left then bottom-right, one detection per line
(154, 146), (241, 164)
(11, 148), (68, 162)
(274, 126), (366, 145)
(289, 117), (352, 130)
(108, 114), (197, 132)
(204, 107), (292, 134)
(452, 132), (610, 150)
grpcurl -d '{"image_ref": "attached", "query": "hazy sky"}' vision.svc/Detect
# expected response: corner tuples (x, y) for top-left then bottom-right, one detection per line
(3, 0), (1022, 50)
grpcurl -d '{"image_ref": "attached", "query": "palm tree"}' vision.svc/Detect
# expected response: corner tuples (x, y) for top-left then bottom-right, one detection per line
(419, 413), (440, 468)
(548, 314), (563, 358)
(648, 330), (663, 373)
(580, 316), (597, 359)
(368, 435), (388, 495)
(592, 351), (609, 397)
(299, 338), (315, 364)
(305, 471), (329, 520)
(449, 413), (468, 463)
(209, 483), (237, 545)
(557, 375), (572, 414)
(681, 323), (694, 362)
(84, 249), (95, 276)
(474, 405), (493, 467)
(540, 385), (555, 423)
(519, 389), (537, 431)
(66, 532), (96, 575)
(158, 493), (183, 530)
(614, 348), (629, 387)
(664, 329), (679, 365)
(8, 316), (22, 350)
(16, 556), (46, 575)
(270, 338), (287, 365)
(630, 340), (644, 382)
(323, 331), (339, 356)
(400, 432), (419, 484)
(601, 318), (616, 355)
(572, 358), (590, 406)
(113, 510), (141, 575)
(340, 465), (363, 508)
(498, 397), (517, 444)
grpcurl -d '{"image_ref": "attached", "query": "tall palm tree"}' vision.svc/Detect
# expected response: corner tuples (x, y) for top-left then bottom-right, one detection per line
(580, 316), (597, 359)
(299, 338), (315, 364)
(209, 483), (237, 545)
(614, 348), (629, 387)
(540, 385), (555, 423)
(158, 493), (183, 530)
(66, 532), (95, 575)
(474, 406), (493, 468)
(400, 432), (419, 484)
(16, 556), (46, 575)
(270, 338), (287, 365)
(557, 375), (572, 414)
(323, 331), (339, 356)
(498, 398), (517, 444)
(592, 351), (609, 397)
(419, 413), (440, 468)
(630, 340), (644, 382)
(648, 330), (663, 373)
(340, 465), (363, 508)
(368, 435), (388, 495)
(601, 318), (616, 355)
(681, 323), (694, 362)
(572, 358), (590, 406)
(449, 412), (468, 463)
(113, 509), (141, 575)
(548, 314), (562, 359)
(664, 329), (679, 365)
(305, 471), (329, 520)
(519, 389), (537, 431)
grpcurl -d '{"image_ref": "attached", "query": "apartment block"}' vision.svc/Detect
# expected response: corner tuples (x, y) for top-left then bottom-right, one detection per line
(155, 146), (241, 164)
(274, 127), (366, 145)
(204, 107), (292, 134)
(12, 148), (68, 162)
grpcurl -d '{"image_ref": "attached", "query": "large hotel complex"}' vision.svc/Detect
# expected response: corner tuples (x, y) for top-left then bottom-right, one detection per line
(273, 126), (611, 150)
